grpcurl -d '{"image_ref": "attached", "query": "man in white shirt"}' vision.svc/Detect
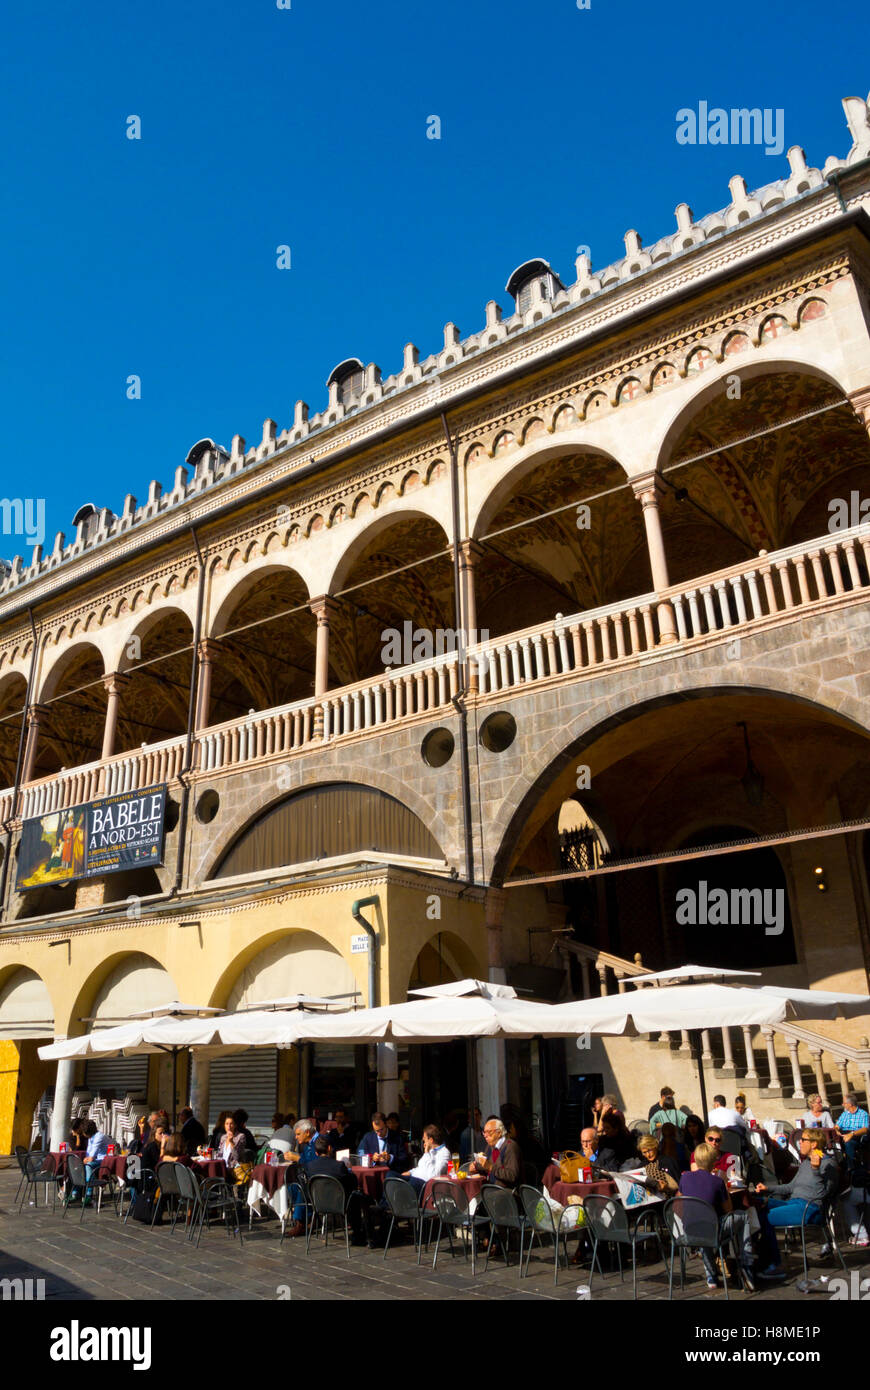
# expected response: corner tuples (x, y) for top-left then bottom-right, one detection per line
(707, 1095), (747, 1131)
(405, 1124), (450, 1194)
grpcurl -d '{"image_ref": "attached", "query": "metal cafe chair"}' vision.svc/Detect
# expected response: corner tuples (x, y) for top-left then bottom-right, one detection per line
(154, 1161), (186, 1233)
(17, 1151), (60, 1213)
(192, 1175), (245, 1249)
(664, 1195), (732, 1300)
(479, 1185), (528, 1279)
(518, 1183), (585, 1286)
(63, 1152), (118, 1223)
(382, 1174), (436, 1263)
(774, 1196), (848, 1281)
(429, 1180), (489, 1276)
(583, 1193), (667, 1301)
(13, 1146), (32, 1204)
(305, 1174), (356, 1259)
(173, 1161), (207, 1240)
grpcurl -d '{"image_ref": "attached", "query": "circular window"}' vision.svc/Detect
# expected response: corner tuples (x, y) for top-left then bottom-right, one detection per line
(164, 797), (180, 832)
(422, 727), (455, 768)
(195, 790), (220, 825)
(479, 711), (517, 753)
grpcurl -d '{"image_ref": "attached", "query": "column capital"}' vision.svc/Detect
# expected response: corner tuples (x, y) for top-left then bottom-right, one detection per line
(458, 538), (486, 565)
(848, 386), (870, 429)
(629, 470), (666, 505)
(310, 595), (341, 625)
(103, 670), (131, 696)
(197, 637), (222, 662)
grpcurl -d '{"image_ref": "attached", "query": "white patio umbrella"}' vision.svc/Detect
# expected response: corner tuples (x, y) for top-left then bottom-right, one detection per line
(632, 965), (761, 984)
(544, 978), (870, 1118)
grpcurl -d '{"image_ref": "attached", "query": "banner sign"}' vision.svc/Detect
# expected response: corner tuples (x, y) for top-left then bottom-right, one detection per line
(16, 785), (167, 891)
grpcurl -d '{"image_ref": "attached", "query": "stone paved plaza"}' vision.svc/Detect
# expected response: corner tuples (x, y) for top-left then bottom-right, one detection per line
(1, 1168), (867, 1304)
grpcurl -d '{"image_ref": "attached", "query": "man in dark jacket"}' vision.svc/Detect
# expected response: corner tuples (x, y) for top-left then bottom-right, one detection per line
(357, 1112), (408, 1169)
(468, 1116), (522, 1189)
(304, 1137), (368, 1244)
(178, 1107), (206, 1156)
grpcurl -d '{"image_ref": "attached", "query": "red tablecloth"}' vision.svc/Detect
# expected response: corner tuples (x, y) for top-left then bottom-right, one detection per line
(542, 1165), (617, 1205)
(349, 1164), (390, 1198)
(192, 1158), (227, 1180)
(251, 1162), (291, 1197)
(97, 1154), (128, 1182)
(421, 1175), (485, 1208)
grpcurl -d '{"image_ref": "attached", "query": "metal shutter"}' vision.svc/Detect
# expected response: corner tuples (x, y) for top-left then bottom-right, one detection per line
(208, 1049), (278, 1132)
(84, 1056), (149, 1098)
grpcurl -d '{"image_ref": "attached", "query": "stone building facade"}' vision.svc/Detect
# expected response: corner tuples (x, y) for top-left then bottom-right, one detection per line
(3, 91), (870, 1147)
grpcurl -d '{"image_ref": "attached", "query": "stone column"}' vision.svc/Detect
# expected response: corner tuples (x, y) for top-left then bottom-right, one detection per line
(459, 539), (485, 692)
(188, 1055), (211, 1131)
(310, 597), (339, 740)
(477, 888), (508, 1114)
(100, 673), (129, 761)
(848, 386), (870, 436)
(195, 639), (221, 731)
(21, 704), (47, 783)
(376, 1042), (400, 1116)
(50, 1058), (76, 1151)
(631, 474), (678, 644)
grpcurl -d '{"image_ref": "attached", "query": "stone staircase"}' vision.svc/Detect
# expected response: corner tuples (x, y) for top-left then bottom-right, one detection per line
(559, 941), (870, 1116)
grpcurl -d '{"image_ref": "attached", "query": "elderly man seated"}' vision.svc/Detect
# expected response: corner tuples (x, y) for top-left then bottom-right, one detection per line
(836, 1094), (870, 1161)
(403, 1124), (450, 1193)
(579, 1128), (598, 1164)
(284, 1119), (318, 1239)
(468, 1116), (522, 1188)
(754, 1127), (840, 1278)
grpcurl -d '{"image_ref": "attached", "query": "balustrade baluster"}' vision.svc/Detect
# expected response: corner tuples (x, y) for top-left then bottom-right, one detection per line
(582, 622), (597, 665)
(569, 624), (583, 668)
(613, 614), (627, 657)
(794, 556), (811, 605)
(507, 642), (521, 685)
(374, 683), (384, 725)
(626, 610), (640, 654)
(775, 560), (795, 609)
(810, 1048), (830, 1108)
(544, 629), (558, 674)
(729, 576), (748, 624)
(640, 605), (655, 650)
(762, 1027), (782, 1090)
(353, 691), (362, 730)
(824, 544), (845, 596)
(759, 563), (778, 614)
(700, 585), (717, 631)
(385, 681), (395, 722)
(745, 570), (764, 618)
(437, 664), (447, 705)
(714, 579), (733, 627)
(448, 661), (459, 698)
(808, 550), (827, 599)
(720, 1027), (736, 1073)
(843, 539), (862, 590)
(498, 646), (511, 689)
(701, 1029), (713, 1062)
(786, 1039), (805, 1100)
(672, 595), (688, 641)
(557, 625), (572, 671)
(598, 617), (611, 663)
(686, 590), (701, 636)
(531, 633), (545, 678)
(741, 1026), (758, 1079)
(414, 671), (425, 710)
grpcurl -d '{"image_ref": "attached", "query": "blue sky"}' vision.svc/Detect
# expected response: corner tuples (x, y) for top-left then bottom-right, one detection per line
(1, 0), (867, 552)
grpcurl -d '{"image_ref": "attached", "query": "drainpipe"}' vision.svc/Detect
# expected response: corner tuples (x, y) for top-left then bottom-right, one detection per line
(173, 526), (205, 892)
(440, 410), (475, 885)
(351, 895), (380, 1007)
(0, 605), (39, 920)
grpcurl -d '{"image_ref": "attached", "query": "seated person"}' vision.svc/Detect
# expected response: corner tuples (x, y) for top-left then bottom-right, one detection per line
(137, 1121), (168, 1177)
(660, 1121), (690, 1172)
(678, 1141), (758, 1291)
(68, 1119), (89, 1152)
(358, 1112), (408, 1169)
(285, 1120), (319, 1234)
(734, 1095), (756, 1126)
(259, 1112), (293, 1160)
(385, 1113), (413, 1171)
(707, 1094), (747, 1132)
(325, 1108), (357, 1156)
(703, 1127), (730, 1176)
(579, 1127), (599, 1165)
(755, 1127), (839, 1231)
(83, 1119), (111, 1164)
(836, 1094), (870, 1158)
(178, 1107), (205, 1156)
(209, 1111), (232, 1150)
(593, 1094), (621, 1133)
(637, 1134), (679, 1192)
(459, 1108), (485, 1165)
(232, 1109), (258, 1160)
(841, 1135), (870, 1248)
(800, 1093), (835, 1130)
(596, 1115), (640, 1171)
(468, 1116), (522, 1189)
(217, 1116), (246, 1170)
(404, 1124), (450, 1193)
(159, 1132), (191, 1166)
(682, 1114), (706, 1156)
(303, 1136), (369, 1244)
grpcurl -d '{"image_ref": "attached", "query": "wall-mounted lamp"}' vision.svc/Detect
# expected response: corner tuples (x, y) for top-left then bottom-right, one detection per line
(814, 866), (828, 893)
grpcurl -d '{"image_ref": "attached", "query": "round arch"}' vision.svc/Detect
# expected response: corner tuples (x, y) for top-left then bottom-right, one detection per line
(209, 562), (313, 641)
(0, 965), (55, 1040)
(470, 438), (631, 543)
(407, 930), (484, 993)
(65, 951), (178, 1039)
(208, 929), (359, 1011)
(325, 506), (452, 597)
(37, 640), (106, 705)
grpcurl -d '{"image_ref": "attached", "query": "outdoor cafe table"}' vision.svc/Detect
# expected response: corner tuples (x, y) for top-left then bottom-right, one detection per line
(541, 1164), (618, 1206)
(350, 1164), (390, 1198)
(421, 1174), (485, 1208)
(192, 1157), (227, 1180)
(248, 1163), (292, 1223)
